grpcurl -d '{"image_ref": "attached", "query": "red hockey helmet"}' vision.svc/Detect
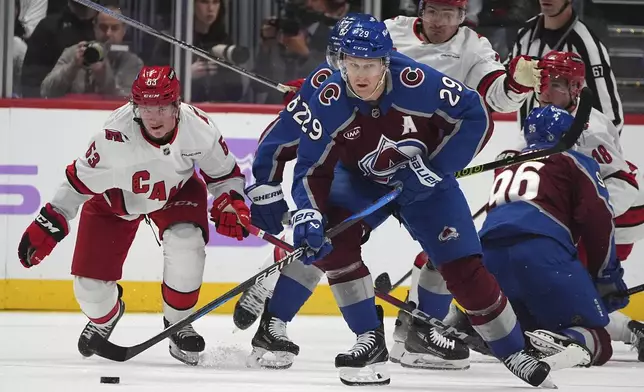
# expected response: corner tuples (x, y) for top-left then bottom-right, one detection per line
(131, 66), (181, 106)
(538, 51), (585, 98)
(419, 0), (469, 14)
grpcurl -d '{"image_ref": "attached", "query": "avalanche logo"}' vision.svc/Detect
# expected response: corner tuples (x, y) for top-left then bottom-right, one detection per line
(319, 83), (342, 106)
(310, 68), (333, 89)
(358, 135), (427, 183)
(438, 226), (459, 242)
(400, 67), (425, 88)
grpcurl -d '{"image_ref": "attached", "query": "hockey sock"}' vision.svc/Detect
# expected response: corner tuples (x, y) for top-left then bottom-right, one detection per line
(439, 256), (524, 358)
(605, 311), (633, 343)
(329, 266), (380, 335)
(416, 262), (452, 320)
(561, 326), (613, 365)
(269, 275), (316, 322)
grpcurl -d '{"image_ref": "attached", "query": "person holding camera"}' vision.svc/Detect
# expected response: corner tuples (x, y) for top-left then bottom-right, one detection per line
(252, 0), (354, 103)
(40, 3), (143, 99)
(20, 0), (96, 98)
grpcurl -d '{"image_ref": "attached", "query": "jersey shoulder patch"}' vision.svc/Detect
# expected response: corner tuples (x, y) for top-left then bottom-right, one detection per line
(318, 82), (342, 106)
(400, 66), (426, 88)
(310, 67), (333, 89)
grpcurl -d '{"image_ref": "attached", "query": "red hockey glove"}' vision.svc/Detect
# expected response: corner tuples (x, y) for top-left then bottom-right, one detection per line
(18, 203), (69, 268)
(282, 78), (305, 105)
(507, 55), (538, 94)
(210, 191), (251, 241)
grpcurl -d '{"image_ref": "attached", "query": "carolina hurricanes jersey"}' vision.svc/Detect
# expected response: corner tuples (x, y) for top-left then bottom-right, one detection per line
(51, 102), (244, 220)
(385, 16), (528, 113)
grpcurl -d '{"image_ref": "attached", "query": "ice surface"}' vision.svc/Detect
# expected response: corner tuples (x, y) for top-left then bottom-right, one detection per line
(1, 312), (643, 391)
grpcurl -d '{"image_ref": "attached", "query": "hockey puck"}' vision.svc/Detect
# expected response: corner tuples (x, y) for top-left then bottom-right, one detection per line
(100, 376), (120, 384)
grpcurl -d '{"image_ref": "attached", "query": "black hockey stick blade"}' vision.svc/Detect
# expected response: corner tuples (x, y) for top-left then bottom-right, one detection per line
(374, 289), (490, 354)
(374, 273), (393, 293)
(454, 87), (593, 180)
(389, 269), (413, 292)
(88, 187), (402, 362)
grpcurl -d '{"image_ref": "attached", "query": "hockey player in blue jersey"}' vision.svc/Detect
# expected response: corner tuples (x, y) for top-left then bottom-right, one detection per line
(249, 19), (555, 388)
(472, 105), (628, 367)
(232, 14), (378, 331)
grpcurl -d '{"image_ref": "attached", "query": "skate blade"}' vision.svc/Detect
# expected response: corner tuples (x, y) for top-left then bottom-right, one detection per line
(525, 331), (592, 369)
(169, 343), (200, 366)
(539, 376), (558, 389)
(338, 362), (390, 386)
(399, 351), (470, 370)
(246, 347), (295, 369)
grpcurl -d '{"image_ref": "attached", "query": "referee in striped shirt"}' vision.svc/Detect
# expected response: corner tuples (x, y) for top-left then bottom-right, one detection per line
(507, 0), (624, 132)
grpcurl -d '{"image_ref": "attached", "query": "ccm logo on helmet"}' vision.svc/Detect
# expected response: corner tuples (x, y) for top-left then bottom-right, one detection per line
(400, 67), (425, 88)
(310, 68), (333, 89)
(319, 83), (341, 106)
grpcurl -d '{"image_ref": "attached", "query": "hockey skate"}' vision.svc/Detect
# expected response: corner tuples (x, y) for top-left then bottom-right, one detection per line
(77, 284), (125, 358)
(627, 320), (644, 362)
(335, 305), (390, 386)
(247, 301), (300, 369)
(389, 299), (414, 364)
(164, 318), (205, 366)
(399, 317), (470, 370)
(502, 349), (555, 388)
(526, 329), (593, 369)
(233, 281), (273, 330)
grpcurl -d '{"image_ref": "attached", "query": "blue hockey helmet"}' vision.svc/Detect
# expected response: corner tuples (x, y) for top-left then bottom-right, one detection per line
(339, 19), (393, 60)
(523, 105), (574, 150)
(327, 13), (377, 69)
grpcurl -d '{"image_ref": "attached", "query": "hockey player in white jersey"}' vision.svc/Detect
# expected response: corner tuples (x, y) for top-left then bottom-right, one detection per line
(17, 66), (251, 366)
(385, 0), (538, 114)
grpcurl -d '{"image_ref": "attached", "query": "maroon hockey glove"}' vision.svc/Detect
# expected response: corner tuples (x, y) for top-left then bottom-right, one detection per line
(18, 203), (69, 268)
(210, 191), (251, 241)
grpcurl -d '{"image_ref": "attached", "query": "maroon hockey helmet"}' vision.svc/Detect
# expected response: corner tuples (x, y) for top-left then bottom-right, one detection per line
(538, 51), (586, 98)
(419, 0), (469, 14)
(131, 66), (181, 106)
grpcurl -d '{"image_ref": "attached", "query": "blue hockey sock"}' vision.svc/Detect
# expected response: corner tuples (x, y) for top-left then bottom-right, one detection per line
(339, 297), (380, 335)
(268, 275), (313, 322)
(417, 286), (452, 320)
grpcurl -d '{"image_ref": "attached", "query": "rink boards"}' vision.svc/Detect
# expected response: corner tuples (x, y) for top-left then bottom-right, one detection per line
(1, 100), (644, 319)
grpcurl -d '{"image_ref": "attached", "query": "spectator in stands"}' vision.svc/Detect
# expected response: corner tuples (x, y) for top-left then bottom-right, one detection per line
(14, 0), (29, 97)
(146, 0), (245, 103)
(20, 0), (96, 97)
(40, 3), (143, 99)
(252, 0), (352, 104)
(18, 0), (49, 39)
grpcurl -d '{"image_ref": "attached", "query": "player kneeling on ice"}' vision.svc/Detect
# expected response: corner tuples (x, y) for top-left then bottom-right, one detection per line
(473, 104), (628, 367)
(249, 18), (555, 388)
(17, 66), (251, 366)
(395, 50), (644, 365)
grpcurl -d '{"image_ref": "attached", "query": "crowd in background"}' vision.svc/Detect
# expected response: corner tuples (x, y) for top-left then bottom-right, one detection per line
(10, 0), (643, 111)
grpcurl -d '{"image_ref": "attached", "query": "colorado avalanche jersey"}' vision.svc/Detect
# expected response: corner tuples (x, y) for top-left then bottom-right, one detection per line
(514, 108), (639, 218)
(292, 54), (491, 212)
(252, 62), (334, 184)
(51, 102), (244, 220)
(479, 151), (617, 279)
(385, 16), (527, 113)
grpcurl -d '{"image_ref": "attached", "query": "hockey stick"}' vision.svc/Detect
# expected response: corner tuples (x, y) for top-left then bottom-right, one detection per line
(374, 203), (488, 293)
(87, 186), (402, 362)
(374, 289), (491, 354)
(245, 216), (490, 355)
(72, 0), (291, 94)
(452, 87), (592, 179)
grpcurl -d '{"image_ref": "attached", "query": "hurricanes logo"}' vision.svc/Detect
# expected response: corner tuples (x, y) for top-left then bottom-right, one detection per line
(357, 135), (427, 183)
(400, 67), (425, 88)
(310, 68), (333, 89)
(319, 83), (342, 106)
